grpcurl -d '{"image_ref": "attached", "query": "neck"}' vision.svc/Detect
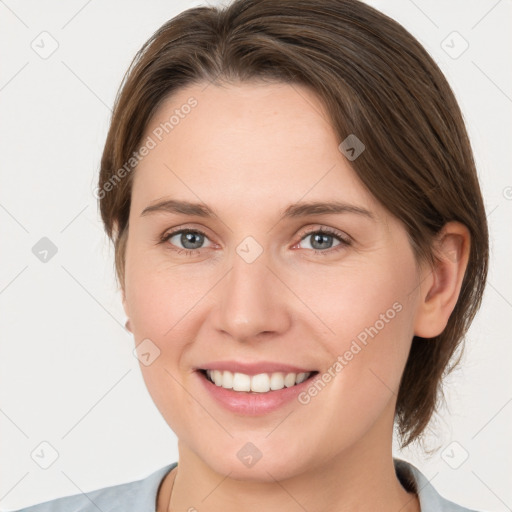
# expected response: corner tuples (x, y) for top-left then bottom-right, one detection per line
(157, 439), (420, 512)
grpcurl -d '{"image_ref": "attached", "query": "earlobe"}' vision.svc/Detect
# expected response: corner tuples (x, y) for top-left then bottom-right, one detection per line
(115, 220), (131, 330)
(414, 222), (471, 338)
(121, 288), (132, 333)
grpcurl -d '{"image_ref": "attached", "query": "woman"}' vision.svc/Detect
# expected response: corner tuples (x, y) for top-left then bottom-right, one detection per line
(14, 0), (489, 510)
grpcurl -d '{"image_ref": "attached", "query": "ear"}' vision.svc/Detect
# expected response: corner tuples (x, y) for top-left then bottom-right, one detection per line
(121, 285), (128, 316)
(121, 280), (133, 333)
(112, 220), (130, 323)
(414, 222), (470, 338)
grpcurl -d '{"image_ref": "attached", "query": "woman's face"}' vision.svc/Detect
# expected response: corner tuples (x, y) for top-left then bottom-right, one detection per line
(122, 81), (424, 480)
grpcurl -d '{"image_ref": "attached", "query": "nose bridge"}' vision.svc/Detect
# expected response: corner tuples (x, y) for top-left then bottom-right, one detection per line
(213, 240), (290, 341)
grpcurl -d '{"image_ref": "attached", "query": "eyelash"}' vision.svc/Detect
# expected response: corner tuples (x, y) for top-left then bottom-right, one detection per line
(158, 226), (352, 257)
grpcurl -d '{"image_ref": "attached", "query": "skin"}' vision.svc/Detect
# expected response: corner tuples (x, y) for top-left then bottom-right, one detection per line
(120, 81), (470, 512)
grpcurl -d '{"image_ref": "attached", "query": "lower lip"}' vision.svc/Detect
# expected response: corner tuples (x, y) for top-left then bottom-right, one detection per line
(196, 370), (319, 416)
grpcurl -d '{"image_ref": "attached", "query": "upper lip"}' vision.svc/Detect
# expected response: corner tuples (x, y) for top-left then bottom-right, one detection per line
(196, 360), (317, 376)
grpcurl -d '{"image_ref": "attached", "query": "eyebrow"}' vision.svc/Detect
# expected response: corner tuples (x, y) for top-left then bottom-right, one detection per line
(140, 198), (374, 221)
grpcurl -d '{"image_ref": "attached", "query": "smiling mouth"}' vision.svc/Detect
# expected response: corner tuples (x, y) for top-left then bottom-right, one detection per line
(197, 369), (319, 393)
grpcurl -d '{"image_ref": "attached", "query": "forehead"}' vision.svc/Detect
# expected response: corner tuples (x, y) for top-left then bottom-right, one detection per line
(132, 81), (379, 217)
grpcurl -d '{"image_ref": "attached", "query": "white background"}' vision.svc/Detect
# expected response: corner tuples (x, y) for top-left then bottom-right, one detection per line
(0, 0), (511, 510)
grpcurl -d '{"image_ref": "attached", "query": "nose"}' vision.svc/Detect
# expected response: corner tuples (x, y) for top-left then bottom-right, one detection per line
(212, 249), (292, 343)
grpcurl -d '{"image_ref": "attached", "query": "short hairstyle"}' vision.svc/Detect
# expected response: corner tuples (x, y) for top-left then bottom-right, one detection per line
(98, 0), (489, 447)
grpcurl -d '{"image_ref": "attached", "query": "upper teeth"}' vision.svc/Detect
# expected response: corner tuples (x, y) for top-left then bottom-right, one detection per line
(205, 370), (312, 393)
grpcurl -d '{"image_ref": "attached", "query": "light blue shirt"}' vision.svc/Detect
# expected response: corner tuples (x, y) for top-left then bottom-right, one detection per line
(9, 459), (482, 511)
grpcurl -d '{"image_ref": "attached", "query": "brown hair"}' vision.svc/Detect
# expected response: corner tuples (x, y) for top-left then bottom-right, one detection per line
(98, 0), (488, 447)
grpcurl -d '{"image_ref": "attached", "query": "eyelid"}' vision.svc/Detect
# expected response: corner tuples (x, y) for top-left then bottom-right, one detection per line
(159, 225), (212, 245)
(159, 222), (211, 237)
(296, 225), (352, 245)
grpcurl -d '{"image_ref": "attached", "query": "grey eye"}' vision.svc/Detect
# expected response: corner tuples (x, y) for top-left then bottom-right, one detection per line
(168, 230), (211, 250)
(300, 232), (342, 251)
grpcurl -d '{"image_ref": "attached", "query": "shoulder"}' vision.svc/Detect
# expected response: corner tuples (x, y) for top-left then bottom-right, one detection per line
(394, 458), (485, 512)
(11, 460), (487, 512)
(9, 462), (177, 512)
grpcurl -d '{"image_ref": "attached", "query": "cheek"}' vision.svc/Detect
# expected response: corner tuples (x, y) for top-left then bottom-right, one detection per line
(288, 253), (417, 345)
(289, 253), (419, 428)
(123, 241), (224, 399)
(124, 237), (213, 338)
(124, 264), (211, 435)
